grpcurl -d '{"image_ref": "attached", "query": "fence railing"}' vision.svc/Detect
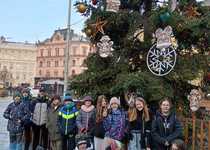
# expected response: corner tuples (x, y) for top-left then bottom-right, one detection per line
(182, 117), (210, 150)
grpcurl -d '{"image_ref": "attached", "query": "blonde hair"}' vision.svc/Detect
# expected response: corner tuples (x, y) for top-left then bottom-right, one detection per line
(96, 95), (108, 123)
(128, 97), (150, 122)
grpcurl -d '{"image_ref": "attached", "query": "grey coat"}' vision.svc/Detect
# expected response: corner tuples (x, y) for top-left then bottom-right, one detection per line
(76, 105), (96, 135)
(46, 105), (62, 141)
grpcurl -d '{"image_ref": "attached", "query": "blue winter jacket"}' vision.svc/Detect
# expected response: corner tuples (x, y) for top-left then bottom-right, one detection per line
(3, 101), (31, 134)
(57, 102), (79, 135)
(103, 109), (128, 141)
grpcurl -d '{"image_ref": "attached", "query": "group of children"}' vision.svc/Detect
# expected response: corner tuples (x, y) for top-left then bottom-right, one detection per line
(3, 89), (185, 150)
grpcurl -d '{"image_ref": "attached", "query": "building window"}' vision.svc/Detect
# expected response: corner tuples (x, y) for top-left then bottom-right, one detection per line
(16, 75), (19, 80)
(39, 70), (42, 76)
(72, 70), (76, 76)
(48, 49), (51, 56)
(47, 61), (51, 67)
(72, 46), (77, 55)
(46, 71), (50, 77)
(23, 74), (26, 80)
(55, 48), (59, 56)
(55, 61), (59, 67)
(40, 49), (44, 57)
(9, 64), (13, 70)
(54, 71), (58, 77)
(39, 61), (43, 67)
(72, 60), (76, 66)
(82, 47), (87, 56)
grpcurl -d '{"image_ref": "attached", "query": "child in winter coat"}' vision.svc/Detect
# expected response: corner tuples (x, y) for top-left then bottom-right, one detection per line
(76, 96), (96, 137)
(151, 97), (183, 150)
(103, 97), (128, 150)
(3, 92), (31, 150)
(128, 97), (151, 150)
(31, 89), (49, 150)
(171, 139), (186, 150)
(75, 134), (93, 150)
(94, 95), (108, 150)
(46, 95), (62, 150)
(58, 95), (79, 150)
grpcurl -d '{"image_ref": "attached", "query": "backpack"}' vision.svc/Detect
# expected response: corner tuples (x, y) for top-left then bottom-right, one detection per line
(32, 103), (47, 125)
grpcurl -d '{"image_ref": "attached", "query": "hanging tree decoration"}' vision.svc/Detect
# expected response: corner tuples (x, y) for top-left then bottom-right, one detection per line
(147, 26), (177, 76)
(76, 2), (88, 13)
(97, 35), (114, 58)
(89, 18), (108, 38)
(188, 89), (203, 112)
(106, 0), (121, 12)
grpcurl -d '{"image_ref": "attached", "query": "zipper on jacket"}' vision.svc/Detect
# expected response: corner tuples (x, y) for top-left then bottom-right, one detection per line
(65, 109), (69, 135)
(39, 103), (42, 125)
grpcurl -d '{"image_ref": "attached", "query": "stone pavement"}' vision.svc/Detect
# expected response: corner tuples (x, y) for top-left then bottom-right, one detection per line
(0, 97), (12, 150)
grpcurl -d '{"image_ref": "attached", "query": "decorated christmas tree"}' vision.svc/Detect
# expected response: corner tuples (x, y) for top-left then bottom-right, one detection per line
(71, 0), (210, 109)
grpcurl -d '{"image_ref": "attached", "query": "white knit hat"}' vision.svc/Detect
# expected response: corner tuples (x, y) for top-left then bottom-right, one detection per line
(109, 97), (120, 106)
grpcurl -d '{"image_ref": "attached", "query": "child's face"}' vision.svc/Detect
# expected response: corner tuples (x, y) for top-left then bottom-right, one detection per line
(111, 103), (118, 110)
(14, 96), (21, 102)
(78, 143), (87, 150)
(102, 99), (107, 107)
(135, 100), (144, 111)
(171, 144), (178, 150)
(160, 100), (170, 114)
(85, 100), (92, 107)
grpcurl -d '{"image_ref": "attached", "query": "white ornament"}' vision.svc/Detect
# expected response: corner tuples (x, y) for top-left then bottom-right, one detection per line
(188, 89), (202, 112)
(97, 35), (114, 58)
(147, 26), (177, 76)
(155, 26), (173, 49)
(147, 45), (176, 76)
(106, 0), (120, 12)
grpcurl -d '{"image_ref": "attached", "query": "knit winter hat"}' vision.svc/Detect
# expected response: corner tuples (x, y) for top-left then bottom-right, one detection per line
(83, 96), (93, 102)
(13, 92), (22, 99)
(63, 95), (72, 101)
(109, 97), (120, 106)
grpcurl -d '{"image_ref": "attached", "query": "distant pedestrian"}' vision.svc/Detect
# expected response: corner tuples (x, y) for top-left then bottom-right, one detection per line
(3, 92), (31, 150)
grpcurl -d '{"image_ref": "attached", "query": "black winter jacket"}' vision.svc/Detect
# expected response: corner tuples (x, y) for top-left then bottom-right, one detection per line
(151, 111), (183, 150)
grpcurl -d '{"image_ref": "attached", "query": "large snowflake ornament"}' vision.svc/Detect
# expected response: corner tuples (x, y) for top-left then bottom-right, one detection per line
(97, 35), (114, 57)
(147, 45), (176, 76)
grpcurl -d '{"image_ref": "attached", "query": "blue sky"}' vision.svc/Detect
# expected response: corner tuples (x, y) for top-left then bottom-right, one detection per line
(0, 0), (85, 43)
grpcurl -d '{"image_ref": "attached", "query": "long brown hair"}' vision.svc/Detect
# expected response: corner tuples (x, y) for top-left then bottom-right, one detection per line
(96, 95), (108, 123)
(128, 97), (150, 122)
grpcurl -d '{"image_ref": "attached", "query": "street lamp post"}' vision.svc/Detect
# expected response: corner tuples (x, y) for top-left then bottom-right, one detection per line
(64, 0), (72, 96)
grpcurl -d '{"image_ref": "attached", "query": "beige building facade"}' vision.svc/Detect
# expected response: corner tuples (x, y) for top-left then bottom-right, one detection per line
(0, 36), (36, 87)
(35, 29), (94, 85)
